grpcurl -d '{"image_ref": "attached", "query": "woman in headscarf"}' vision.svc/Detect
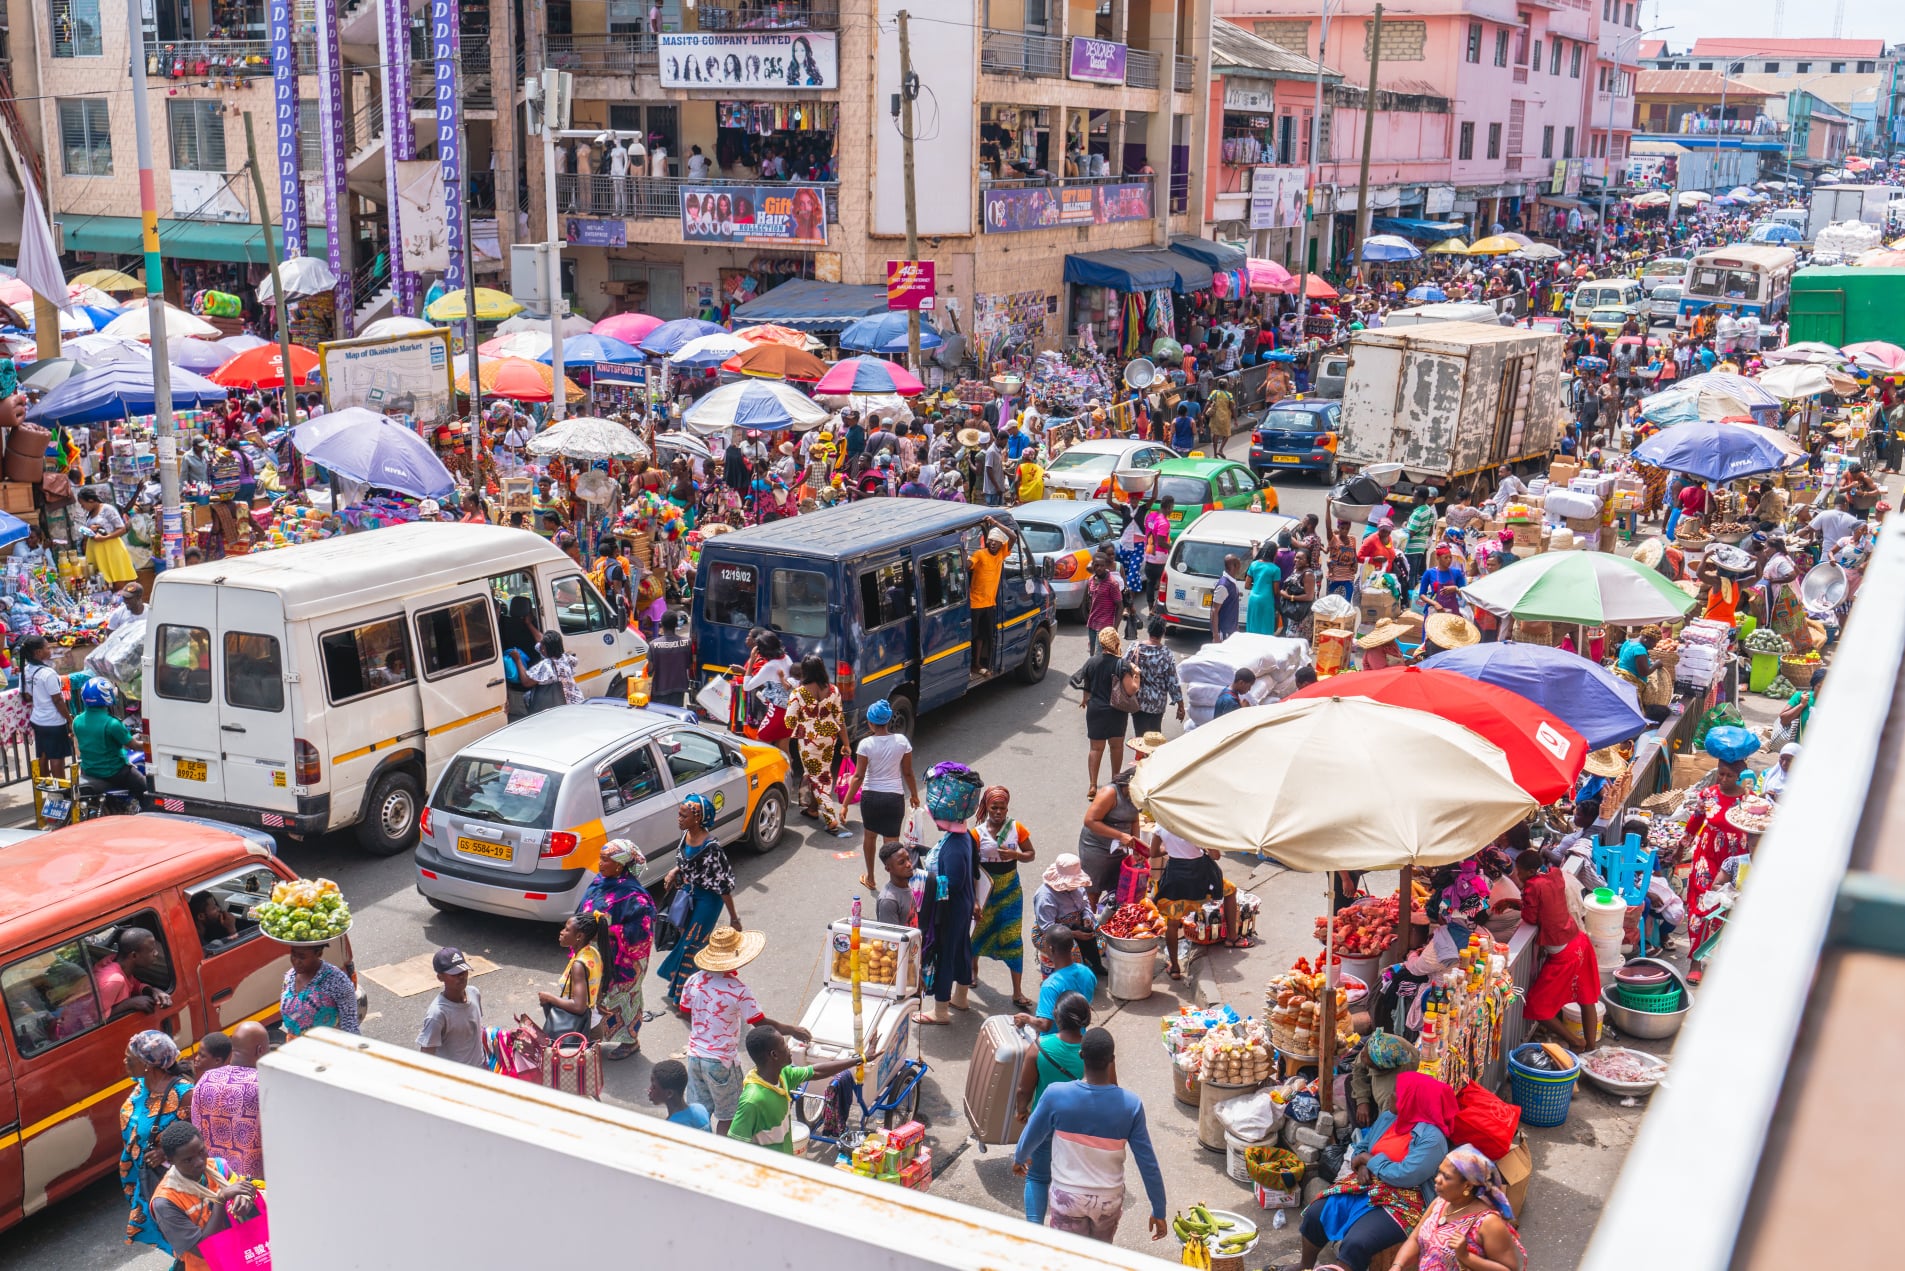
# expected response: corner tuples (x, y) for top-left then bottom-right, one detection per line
(783, 655), (851, 836)
(280, 942), (360, 1038)
(120, 1030), (195, 1255)
(1758, 542), (1807, 647)
(1679, 726), (1758, 983)
(916, 762), (984, 1026)
(1296, 1071), (1458, 1271)
(972, 785), (1036, 1013)
(657, 793), (741, 1007)
(1393, 1147), (1526, 1271)
(1758, 741), (1801, 799)
(1347, 1029), (1420, 1128)
(577, 838), (657, 1059)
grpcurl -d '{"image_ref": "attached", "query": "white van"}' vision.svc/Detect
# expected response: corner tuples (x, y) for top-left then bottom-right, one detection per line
(1159, 509), (1298, 630)
(1569, 278), (1643, 322)
(143, 523), (648, 855)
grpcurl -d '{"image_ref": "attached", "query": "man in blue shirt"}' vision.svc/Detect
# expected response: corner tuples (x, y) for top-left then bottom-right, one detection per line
(1016, 929), (1096, 1033)
(1212, 668), (1255, 719)
(1005, 419), (1031, 461)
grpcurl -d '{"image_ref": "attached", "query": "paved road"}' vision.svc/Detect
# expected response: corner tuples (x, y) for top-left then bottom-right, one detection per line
(4, 474), (1627, 1269)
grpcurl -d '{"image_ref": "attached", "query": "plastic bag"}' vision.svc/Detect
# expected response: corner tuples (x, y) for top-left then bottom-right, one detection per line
(85, 617), (147, 692)
(1215, 1089), (1284, 1143)
(1286, 1091), (1320, 1123)
(199, 1195), (270, 1271)
(900, 804), (934, 851)
(1451, 1080), (1522, 1160)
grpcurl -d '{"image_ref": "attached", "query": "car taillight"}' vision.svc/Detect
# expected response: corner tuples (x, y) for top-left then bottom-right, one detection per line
(419, 806), (433, 837)
(1093, 479), (1110, 499)
(294, 739), (321, 785)
(540, 830), (580, 859)
(836, 660), (855, 700)
(1054, 554), (1078, 580)
(1204, 502), (1219, 513)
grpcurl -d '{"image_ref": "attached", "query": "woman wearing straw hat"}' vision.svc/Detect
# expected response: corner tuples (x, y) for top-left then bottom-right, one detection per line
(657, 794), (743, 1007)
(1421, 613), (1479, 658)
(1356, 619), (1414, 671)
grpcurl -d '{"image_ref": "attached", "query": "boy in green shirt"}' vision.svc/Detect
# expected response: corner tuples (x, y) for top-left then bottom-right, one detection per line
(72, 680), (146, 797)
(727, 1024), (876, 1154)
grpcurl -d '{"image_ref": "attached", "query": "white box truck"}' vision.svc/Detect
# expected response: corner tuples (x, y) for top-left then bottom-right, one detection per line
(1807, 184), (1895, 241)
(1337, 321), (1568, 492)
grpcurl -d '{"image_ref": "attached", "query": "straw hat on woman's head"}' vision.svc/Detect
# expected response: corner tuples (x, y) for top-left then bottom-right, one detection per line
(1356, 618), (1413, 650)
(1132, 730), (1169, 758)
(1582, 747), (1628, 779)
(1632, 537), (1665, 570)
(957, 427), (989, 449)
(694, 926), (767, 973)
(1426, 613), (1481, 650)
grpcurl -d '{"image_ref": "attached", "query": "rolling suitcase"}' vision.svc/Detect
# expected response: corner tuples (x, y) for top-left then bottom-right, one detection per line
(962, 1014), (1034, 1149)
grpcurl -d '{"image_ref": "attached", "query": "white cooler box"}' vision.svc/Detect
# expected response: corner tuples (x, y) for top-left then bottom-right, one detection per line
(824, 919), (923, 999)
(790, 989), (919, 1109)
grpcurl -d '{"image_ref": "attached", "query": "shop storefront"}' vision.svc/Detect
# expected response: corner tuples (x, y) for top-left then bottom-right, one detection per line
(714, 100), (838, 180)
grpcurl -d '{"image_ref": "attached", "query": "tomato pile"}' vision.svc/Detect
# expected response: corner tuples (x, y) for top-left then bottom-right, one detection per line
(1312, 896), (1399, 957)
(1100, 900), (1165, 940)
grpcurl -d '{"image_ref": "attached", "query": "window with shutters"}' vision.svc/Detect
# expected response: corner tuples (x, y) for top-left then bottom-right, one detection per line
(1572, 45), (1583, 77)
(56, 98), (111, 176)
(1494, 30), (1509, 67)
(1487, 122), (1502, 159)
(1458, 121), (1475, 160)
(1542, 124), (1554, 158)
(1466, 22), (1482, 63)
(168, 100), (227, 172)
(1505, 101), (1524, 170)
(1550, 40), (1562, 75)
(50, 0), (101, 56)
(1563, 125), (1575, 158)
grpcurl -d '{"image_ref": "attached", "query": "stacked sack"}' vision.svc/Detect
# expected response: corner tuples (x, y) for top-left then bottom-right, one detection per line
(1177, 634), (1309, 726)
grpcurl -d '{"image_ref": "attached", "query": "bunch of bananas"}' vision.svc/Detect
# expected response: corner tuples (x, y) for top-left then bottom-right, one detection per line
(1173, 1205), (1251, 1266)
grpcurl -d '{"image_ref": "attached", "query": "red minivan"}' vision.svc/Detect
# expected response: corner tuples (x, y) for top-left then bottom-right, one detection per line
(0, 817), (359, 1231)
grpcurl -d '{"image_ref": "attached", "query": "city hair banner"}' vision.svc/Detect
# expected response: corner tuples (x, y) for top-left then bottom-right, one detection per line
(659, 31), (838, 90)
(431, 0), (466, 291)
(319, 331), (459, 433)
(982, 182), (1152, 234)
(267, 0), (303, 259)
(681, 185), (829, 246)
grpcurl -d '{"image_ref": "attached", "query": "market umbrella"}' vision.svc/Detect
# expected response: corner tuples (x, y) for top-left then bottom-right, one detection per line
(1246, 258), (1296, 293)
(525, 415), (650, 462)
(1299, 275), (1338, 300)
(1853, 248), (1905, 268)
(669, 332), (753, 368)
(0, 510), (30, 550)
(1640, 371), (1780, 424)
(1419, 641), (1649, 751)
(681, 379), (830, 435)
(69, 268), (145, 294)
(721, 342), (828, 381)
(734, 323), (824, 351)
(1761, 341), (1845, 366)
(495, 311), (593, 338)
(1514, 242), (1565, 261)
(254, 256), (338, 305)
(291, 406), (400, 449)
(291, 414), (454, 498)
(100, 302), (220, 342)
(24, 306), (95, 335)
(1749, 223), (1803, 244)
(217, 333), (273, 354)
(1631, 418), (1805, 483)
(20, 358), (87, 392)
(169, 337), (238, 374)
(838, 312), (946, 354)
(1289, 666), (1587, 803)
(1755, 362), (1836, 399)
(638, 318), (727, 357)
(65, 334), (150, 365)
(811, 357), (925, 397)
(1678, 191), (1711, 207)
(455, 357), (584, 403)
(479, 330), (554, 360)
(358, 316), (441, 340)
(651, 429), (711, 461)
(211, 342), (320, 389)
(25, 362), (227, 424)
(1461, 550), (1698, 626)
(535, 332), (644, 367)
(1495, 232), (1535, 248)
(1405, 285), (1447, 303)
(1127, 697), (1539, 870)
(425, 287), (524, 322)
(1726, 186), (1757, 201)
(594, 312), (666, 345)
(1466, 235), (1522, 254)
(1426, 238), (1470, 254)
(1843, 340), (1905, 372)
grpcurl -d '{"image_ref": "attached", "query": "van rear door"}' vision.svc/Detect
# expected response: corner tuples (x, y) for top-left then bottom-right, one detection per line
(149, 586), (225, 803)
(215, 587), (297, 813)
(405, 585), (508, 776)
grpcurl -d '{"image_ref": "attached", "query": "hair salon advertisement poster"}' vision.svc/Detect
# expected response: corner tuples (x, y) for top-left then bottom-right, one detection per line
(680, 185), (830, 246)
(658, 32), (838, 90)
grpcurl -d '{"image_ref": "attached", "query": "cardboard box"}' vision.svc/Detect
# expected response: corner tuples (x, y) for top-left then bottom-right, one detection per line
(1672, 753), (1717, 787)
(0, 482), (32, 514)
(1357, 589), (1398, 624)
(1549, 460), (1580, 484)
(1500, 1131), (1533, 1220)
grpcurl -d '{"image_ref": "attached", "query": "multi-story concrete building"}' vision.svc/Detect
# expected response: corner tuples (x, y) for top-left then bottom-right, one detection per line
(1199, 19), (1334, 266)
(1642, 38), (1901, 155)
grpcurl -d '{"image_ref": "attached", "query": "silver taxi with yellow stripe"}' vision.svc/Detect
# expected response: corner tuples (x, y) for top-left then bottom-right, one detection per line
(415, 702), (790, 922)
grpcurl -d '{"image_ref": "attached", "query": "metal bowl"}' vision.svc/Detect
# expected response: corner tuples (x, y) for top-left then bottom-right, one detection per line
(1578, 1046), (1668, 1095)
(1101, 933), (1161, 954)
(1603, 993), (1691, 1040)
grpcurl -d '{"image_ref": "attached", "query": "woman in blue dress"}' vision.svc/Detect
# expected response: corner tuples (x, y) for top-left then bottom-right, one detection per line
(915, 763), (984, 1026)
(657, 794), (741, 1007)
(1245, 540), (1283, 635)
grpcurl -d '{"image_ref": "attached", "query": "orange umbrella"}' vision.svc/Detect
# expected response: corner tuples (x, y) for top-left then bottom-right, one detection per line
(721, 342), (828, 381)
(455, 356), (584, 403)
(1303, 275), (1339, 300)
(733, 323), (817, 349)
(211, 342), (319, 389)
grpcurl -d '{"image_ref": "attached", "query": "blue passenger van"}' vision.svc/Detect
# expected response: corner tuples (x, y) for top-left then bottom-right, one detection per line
(691, 501), (1057, 736)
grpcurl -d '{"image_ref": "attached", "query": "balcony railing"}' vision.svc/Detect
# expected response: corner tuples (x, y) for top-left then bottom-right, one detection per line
(981, 28), (1064, 79)
(697, 1), (841, 30)
(1126, 47), (1159, 89)
(1173, 53), (1194, 93)
(546, 32), (659, 76)
(554, 175), (840, 224)
(1678, 115), (1782, 136)
(146, 38), (271, 76)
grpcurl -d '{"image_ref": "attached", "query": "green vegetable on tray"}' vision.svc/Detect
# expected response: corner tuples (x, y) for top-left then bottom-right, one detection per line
(252, 878), (353, 942)
(1743, 629), (1791, 655)
(1764, 675), (1796, 699)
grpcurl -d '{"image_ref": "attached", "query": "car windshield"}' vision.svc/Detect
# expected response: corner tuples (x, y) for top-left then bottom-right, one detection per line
(1260, 408), (1326, 434)
(1017, 521), (1068, 554)
(1045, 449), (1117, 474)
(1173, 540), (1239, 578)
(1656, 285), (1682, 299)
(1593, 310), (1627, 324)
(1156, 474), (1212, 505)
(434, 757), (562, 828)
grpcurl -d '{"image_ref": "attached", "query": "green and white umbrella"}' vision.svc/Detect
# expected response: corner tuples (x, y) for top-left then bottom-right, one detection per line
(1462, 550), (1696, 626)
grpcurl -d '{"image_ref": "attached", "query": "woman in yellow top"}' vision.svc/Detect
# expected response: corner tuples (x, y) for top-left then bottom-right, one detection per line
(78, 488), (138, 585)
(1016, 453), (1044, 505)
(539, 910), (605, 1039)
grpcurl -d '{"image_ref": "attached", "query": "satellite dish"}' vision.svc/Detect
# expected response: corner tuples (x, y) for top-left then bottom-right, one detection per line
(1124, 357), (1157, 389)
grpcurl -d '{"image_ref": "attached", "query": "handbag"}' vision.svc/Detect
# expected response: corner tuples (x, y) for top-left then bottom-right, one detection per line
(539, 1032), (603, 1099)
(1109, 661), (1142, 714)
(522, 679), (562, 715)
(199, 1194), (271, 1271)
(833, 752), (861, 806)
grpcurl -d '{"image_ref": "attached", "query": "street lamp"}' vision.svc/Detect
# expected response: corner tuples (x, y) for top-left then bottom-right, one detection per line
(1596, 24), (1672, 253)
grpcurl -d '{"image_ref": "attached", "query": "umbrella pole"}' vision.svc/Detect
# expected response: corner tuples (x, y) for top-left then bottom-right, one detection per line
(1319, 871), (1336, 1113)
(1397, 864), (1416, 991)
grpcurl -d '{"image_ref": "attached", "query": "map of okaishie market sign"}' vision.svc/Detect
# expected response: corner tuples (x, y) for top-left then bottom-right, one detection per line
(318, 330), (458, 431)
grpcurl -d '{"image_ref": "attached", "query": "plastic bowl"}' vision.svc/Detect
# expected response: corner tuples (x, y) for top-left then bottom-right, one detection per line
(1578, 1046), (1668, 1095)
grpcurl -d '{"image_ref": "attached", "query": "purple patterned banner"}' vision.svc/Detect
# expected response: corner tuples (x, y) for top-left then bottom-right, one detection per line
(432, 0), (465, 293)
(267, 0), (303, 259)
(379, 0), (417, 314)
(313, 0), (353, 333)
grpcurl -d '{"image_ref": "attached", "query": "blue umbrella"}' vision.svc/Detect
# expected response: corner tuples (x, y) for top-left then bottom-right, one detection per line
(1632, 419), (1804, 483)
(291, 413), (454, 498)
(169, 337), (236, 374)
(27, 362), (227, 424)
(638, 318), (727, 357)
(1418, 642), (1648, 750)
(680, 379), (831, 434)
(1354, 234), (1423, 262)
(536, 332), (644, 367)
(0, 510), (28, 550)
(838, 312), (945, 354)
(1575, 355), (1609, 373)
(1751, 223), (1802, 244)
(81, 305), (121, 331)
(1405, 285), (1447, 303)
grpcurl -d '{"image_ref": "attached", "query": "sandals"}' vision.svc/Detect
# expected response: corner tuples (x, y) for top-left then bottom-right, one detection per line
(602, 1042), (641, 1061)
(1167, 966), (1185, 981)
(1226, 935), (1257, 949)
(1011, 996), (1036, 1013)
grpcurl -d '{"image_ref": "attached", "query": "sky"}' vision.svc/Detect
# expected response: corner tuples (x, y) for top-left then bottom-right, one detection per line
(1648, 0), (1894, 44)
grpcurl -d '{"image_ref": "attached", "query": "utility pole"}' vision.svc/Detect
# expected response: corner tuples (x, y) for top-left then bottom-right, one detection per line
(538, 69), (570, 419)
(898, 10), (921, 374)
(126, 0), (180, 563)
(1296, 0), (1332, 331)
(243, 113), (302, 423)
(1353, 4), (1381, 283)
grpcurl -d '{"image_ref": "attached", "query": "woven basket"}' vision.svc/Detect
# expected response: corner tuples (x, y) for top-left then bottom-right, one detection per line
(1244, 1145), (1306, 1189)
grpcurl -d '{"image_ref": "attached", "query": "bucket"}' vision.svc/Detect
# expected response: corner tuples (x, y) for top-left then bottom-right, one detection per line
(1105, 942), (1158, 1001)
(1748, 651), (1781, 693)
(1198, 1080), (1258, 1151)
(1338, 955), (1381, 996)
(1507, 1046), (1579, 1128)
(1173, 1058), (1201, 1107)
(1583, 891), (1626, 942)
(1223, 1133), (1259, 1184)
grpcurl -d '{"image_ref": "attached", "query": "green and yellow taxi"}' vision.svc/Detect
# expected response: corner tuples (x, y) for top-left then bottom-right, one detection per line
(1151, 456), (1279, 541)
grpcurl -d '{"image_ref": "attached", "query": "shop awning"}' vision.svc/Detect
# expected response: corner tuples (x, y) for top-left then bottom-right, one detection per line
(1138, 249), (1213, 295)
(1063, 249), (1180, 292)
(1370, 216), (1469, 241)
(725, 279), (890, 333)
(1168, 235), (1247, 272)
(59, 216), (328, 265)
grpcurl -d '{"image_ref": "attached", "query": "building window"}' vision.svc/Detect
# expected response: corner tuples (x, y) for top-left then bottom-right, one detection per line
(300, 100), (320, 172)
(1763, 62), (1780, 73)
(56, 98), (111, 176)
(1532, 40), (1542, 69)
(1487, 122), (1502, 159)
(50, 0), (102, 56)
(1459, 121), (1475, 160)
(1857, 60), (1876, 74)
(1697, 60), (1713, 70)
(1563, 125), (1575, 158)
(1623, 2), (1633, 24)
(1572, 45), (1583, 77)
(1829, 61), (1845, 73)
(167, 100), (228, 172)
(1494, 30), (1509, 67)
(1466, 22), (1482, 63)
(1551, 40), (1562, 75)
(1542, 124), (1554, 158)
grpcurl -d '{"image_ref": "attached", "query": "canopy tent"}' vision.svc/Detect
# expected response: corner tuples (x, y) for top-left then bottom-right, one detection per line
(26, 362), (227, 424)
(1062, 248), (1179, 292)
(1167, 236), (1247, 271)
(1370, 217), (1468, 242)
(725, 280), (891, 333)
(1125, 249), (1211, 295)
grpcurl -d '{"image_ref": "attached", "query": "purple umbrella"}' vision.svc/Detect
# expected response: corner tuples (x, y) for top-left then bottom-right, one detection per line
(170, 337), (238, 374)
(1417, 640), (1648, 750)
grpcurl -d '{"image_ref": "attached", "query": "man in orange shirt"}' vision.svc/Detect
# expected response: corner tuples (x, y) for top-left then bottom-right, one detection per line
(969, 520), (1010, 676)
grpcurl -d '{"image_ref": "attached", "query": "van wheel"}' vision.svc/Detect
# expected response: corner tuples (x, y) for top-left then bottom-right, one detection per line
(746, 784), (788, 854)
(886, 693), (918, 740)
(356, 770), (421, 857)
(606, 673), (627, 702)
(1017, 627), (1053, 684)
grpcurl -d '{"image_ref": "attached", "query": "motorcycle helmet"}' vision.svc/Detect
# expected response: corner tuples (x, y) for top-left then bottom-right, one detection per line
(79, 679), (117, 709)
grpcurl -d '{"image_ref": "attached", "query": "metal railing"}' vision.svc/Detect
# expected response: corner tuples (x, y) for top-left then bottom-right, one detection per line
(547, 32), (659, 75)
(146, 38), (271, 76)
(1173, 53), (1193, 92)
(1678, 115), (1782, 136)
(983, 172), (1142, 191)
(347, 96), (383, 160)
(980, 28), (1063, 79)
(554, 174), (839, 223)
(698, 1), (841, 30)
(1125, 46), (1159, 89)
(351, 252), (391, 309)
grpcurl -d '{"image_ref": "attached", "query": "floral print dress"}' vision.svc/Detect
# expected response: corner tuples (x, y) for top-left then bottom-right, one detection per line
(784, 683), (847, 829)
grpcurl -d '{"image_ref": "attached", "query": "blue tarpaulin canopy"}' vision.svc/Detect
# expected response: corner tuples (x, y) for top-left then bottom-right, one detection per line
(1168, 236), (1247, 271)
(1140, 249), (1213, 295)
(1063, 249), (1180, 292)
(726, 280), (892, 333)
(1371, 216), (1469, 241)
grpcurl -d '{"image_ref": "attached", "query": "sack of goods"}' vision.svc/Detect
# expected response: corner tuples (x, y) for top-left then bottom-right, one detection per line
(1179, 634), (1308, 724)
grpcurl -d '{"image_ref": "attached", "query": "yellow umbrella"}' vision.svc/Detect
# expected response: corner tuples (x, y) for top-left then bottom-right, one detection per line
(1466, 235), (1522, 255)
(1426, 238), (1470, 254)
(69, 268), (145, 293)
(426, 287), (525, 322)
(454, 355), (584, 403)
